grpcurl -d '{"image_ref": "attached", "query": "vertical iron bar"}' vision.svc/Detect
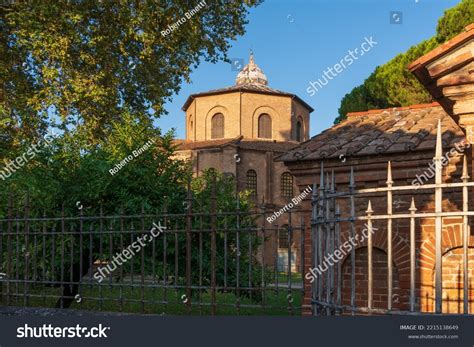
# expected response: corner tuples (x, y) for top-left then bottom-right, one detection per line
(261, 205), (266, 312)
(300, 216), (305, 312)
(434, 120), (443, 314)
(140, 204), (145, 314)
(311, 179), (318, 315)
(99, 205), (104, 310)
(349, 167), (356, 315)
(367, 200), (374, 312)
(79, 206), (84, 308)
(210, 173), (217, 315)
(42, 209), (46, 306)
(174, 224), (178, 289)
(69, 224), (74, 306)
(462, 155), (470, 314)
(275, 222), (279, 291)
(325, 173), (331, 315)
(15, 204), (19, 304)
(185, 178), (192, 313)
(409, 198), (417, 312)
(163, 204), (168, 311)
(236, 190), (241, 314)
(88, 224), (93, 289)
(24, 193), (30, 306)
(199, 212), (203, 315)
(287, 212), (293, 315)
(224, 214), (228, 291)
(119, 207), (124, 312)
(387, 162), (393, 311)
(335, 204), (342, 314)
(60, 204), (65, 309)
(330, 171), (336, 315)
(6, 193), (12, 306)
(317, 164), (325, 314)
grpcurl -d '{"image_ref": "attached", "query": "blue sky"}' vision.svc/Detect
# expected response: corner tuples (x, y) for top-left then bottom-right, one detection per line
(157, 0), (460, 139)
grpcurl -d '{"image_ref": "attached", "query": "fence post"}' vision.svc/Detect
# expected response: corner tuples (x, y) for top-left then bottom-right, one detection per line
(329, 170), (335, 315)
(6, 193), (12, 306)
(434, 119), (443, 314)
(311, 178), (318, 315)
(349, 166), (356, 315)
(300, 214), (305, 310)
(210, 173), (217, 315)
(24, 192), (30, 307)
(317, 163), (325, 314)
(462, 154), (470, 314)
(335, 203), (342, 315)
(366, 200), (374, 312)
(386, 162), (393, 311)
(185, 176), (192, 313)
(409, 198), (417, 312)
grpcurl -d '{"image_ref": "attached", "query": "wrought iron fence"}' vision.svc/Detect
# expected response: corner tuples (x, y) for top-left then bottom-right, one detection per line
(0, 179), (305, 315)
(311, 121), (474, 315)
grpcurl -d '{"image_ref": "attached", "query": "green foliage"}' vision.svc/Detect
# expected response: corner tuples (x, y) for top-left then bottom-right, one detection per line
(0, 110), (190, 214)
(188, 169), (269, 297)
(0, 0), (261, 152)
(436, 0), (474, 42)
(335, 0), (474, 124)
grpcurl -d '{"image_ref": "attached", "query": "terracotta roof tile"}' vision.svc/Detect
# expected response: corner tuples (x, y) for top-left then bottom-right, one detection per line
(173, 137), (241, 150)
(278, 104), (465, 162)
(173, 137), (298, 152)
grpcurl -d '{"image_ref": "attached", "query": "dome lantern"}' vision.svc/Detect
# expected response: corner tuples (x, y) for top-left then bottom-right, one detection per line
(235, 51), (268, 86)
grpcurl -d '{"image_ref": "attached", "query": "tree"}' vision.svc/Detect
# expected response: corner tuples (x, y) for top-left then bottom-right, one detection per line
(0, 0), (261, 149)
(335, 0), (474, 124)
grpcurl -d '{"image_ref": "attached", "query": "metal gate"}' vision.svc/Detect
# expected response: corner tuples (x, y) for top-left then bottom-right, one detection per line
(310, 121), (474, 315)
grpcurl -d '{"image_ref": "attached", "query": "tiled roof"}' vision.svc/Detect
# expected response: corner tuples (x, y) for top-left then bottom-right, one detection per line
(278, 103), (466, 162)
(237, 139), (299, 152)
(173, 137), (299, 152)
(181, 83), (314, 112)
(173, 137), (241, 151)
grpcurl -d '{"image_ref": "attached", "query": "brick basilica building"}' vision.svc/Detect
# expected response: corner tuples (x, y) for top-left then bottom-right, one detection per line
(174, 52), (314, 270)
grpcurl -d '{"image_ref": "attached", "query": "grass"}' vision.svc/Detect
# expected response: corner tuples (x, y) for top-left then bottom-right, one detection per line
(276, 272), (303, 285)
(0, 274), (303, 316)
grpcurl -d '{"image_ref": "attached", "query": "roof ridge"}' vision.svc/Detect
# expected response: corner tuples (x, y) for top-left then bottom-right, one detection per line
(346, 102), (440, 118)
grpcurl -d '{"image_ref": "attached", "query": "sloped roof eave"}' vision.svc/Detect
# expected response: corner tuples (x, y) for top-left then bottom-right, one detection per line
(181, 86), (314, 113)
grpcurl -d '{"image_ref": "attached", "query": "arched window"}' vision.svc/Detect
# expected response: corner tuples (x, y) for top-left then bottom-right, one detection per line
(211, 113), (224, 139)
(279, 225), (289, 249)
(296, 119), (303, 142)
(189, 116), (193, 134)
(258, 114), (272, 139)
(246, 169), (257, 196)
(281, 172), (293, 197)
